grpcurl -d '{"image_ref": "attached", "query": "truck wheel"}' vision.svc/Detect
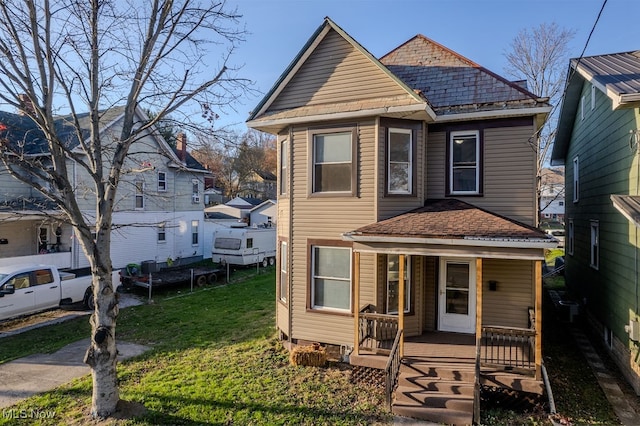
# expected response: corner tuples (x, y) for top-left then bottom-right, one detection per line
(207, 273), (217, 284)
(196, 275), (207, 287)
(268, 257), (275, 266)
(262, 258), (268, 268)
(84, 289), (95, 310)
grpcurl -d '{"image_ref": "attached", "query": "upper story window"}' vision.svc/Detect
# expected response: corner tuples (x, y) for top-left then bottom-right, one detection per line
(280, 140), (288, 196)
(567, 219), (574, 256)
(192, 179), (200, 203)
(158, 171), (167, 192)
(387, 128), (413, 195)
(573, 156), (579, 203)
(581, 96), (586, 120)
(135, 180), (144, 209)
(449, 130), (480, 195)
(591, 84), (596, 110)
(310, 127), (356, 195)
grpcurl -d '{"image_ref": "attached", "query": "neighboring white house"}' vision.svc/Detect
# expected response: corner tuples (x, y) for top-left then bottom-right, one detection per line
(250, 200), (277, 227)
(0, 107), (209, 270)
(539, 168), (565, 223)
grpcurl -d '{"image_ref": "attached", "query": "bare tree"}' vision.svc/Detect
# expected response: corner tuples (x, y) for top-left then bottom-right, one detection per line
(0, 0), (249, 419)
(504, 22), (575, 222)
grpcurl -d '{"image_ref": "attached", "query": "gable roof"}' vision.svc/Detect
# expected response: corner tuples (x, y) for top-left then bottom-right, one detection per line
(247, 17), (435, 132)
(247, 18), (550, 133)
(552, 51), (640, 164)
(343, 199), (556, 249)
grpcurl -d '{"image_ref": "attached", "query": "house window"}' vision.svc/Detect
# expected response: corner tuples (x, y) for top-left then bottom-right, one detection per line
(310, 245), (351, 312)
(591, 85), (596, 110)
(191, 220), (199, 245)
(449, 130), (480, 195)
(192, 179), (200, 203)
(158, 171), (167, 192)
(387, 254), (410, 314)
(280, 140), (288, 196)
(158, 223), (166, 243)
(279, 241), (288, 303)
(573, 157), (579, 203)
(567, 219), (574, 255)
(581, 96), (585, 120)
(387, 128), (413, 194)
(135, 180), (144, 209)
(559, 201), (564, 207)
(590, 221), (599, 269)
(311, 128), (355, 194)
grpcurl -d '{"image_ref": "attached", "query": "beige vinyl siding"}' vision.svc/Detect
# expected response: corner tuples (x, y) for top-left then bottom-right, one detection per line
(378, 120), (425, 220)
(269, 29), (409, 112)
(426, 124), (537, 225)
(287, 119), (378, 347)
(276, 303), (289, 335)
(481, 259), (534, 329)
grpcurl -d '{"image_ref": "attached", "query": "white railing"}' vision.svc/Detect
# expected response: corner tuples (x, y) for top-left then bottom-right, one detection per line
(0, 252), (72, 269)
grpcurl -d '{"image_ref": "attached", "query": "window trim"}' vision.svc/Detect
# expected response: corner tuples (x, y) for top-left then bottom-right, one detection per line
(591, 85), (596, 110)
(280, 139), (288, 196)
(157, 222), (166, 243)
(567, 219), (574, 256)
(191, 220), (199, 246)
(590, 220), (599, 270)
(386, 127), (416, 196)
(573, 156), (579, 203)
(306, 239), (353, 315)
(447, 130), (482, 196)
(157, 171), (167, 192)
(278, 239), (288, 304)
(308, 126), (357, 197)
(135, 179), (144, 210)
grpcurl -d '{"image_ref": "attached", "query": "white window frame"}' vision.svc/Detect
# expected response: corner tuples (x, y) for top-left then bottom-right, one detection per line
(590, 220), (599, 270)
(387, 128), (413, 195)
(310, 245), (352, 312)
(279, 241), (288, 303)
(157, 223), (166, 243)
(567, 219), (574, 256)
(280, 140), (288, 196)
(191, 220), (199, 246)
(581, 95), (585, 120)
(310, 128), (355, 195)
(386, 254), (411, 314)
(573, 156), (579, 203)
(591, 85), (596, 110)
(135, 180), (144, 210)
(449, 130), (480, 195)
(192, 179), (200, 204)
(158, 171), (167, 192)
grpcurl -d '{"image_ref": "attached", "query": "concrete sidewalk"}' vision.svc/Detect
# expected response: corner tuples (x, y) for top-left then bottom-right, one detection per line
(0, 338), (149, 408)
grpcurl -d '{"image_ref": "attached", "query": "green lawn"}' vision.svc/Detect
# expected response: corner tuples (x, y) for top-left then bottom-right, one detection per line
(0, 270), (390, 425)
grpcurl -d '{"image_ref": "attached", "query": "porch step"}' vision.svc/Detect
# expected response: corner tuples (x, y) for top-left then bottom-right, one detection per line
(393, 360), (475, 425)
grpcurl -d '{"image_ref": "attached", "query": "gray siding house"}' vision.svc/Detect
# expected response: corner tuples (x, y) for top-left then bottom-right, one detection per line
(248, 18), (556, 423)
(552, 50), (640, 395)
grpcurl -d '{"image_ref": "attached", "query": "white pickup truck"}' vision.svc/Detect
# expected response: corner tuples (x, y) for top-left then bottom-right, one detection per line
(0, 265), (119, 321)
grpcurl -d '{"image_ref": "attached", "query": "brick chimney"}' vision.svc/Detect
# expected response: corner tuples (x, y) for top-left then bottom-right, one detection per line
(176, 132), (187, 162)
(17, 94), (35, 116)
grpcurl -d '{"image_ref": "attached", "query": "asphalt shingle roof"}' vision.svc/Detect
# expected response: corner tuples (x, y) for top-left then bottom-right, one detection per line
(349, 199), (552, 241)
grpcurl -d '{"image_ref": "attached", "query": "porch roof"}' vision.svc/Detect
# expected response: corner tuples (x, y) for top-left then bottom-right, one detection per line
(342, 199), (557, 257)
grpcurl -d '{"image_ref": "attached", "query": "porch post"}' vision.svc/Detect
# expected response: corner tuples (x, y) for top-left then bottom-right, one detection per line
(535, 259), (542, 380)
(353, 251), (360, 357)
(474, 257), (483, 423)
(398, 254), (405, 357)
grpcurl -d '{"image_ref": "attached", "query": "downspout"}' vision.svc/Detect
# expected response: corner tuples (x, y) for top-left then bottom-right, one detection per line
(287, 125), (294, 345)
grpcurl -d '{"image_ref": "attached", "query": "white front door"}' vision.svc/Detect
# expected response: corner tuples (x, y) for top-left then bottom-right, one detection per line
(438, 258), (476, 334)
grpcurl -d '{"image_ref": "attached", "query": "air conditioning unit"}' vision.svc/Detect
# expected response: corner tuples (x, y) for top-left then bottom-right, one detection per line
(192, 195), (200, 203)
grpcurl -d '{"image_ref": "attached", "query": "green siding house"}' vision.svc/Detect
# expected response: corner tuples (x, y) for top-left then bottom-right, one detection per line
(551, 51), (640, 395)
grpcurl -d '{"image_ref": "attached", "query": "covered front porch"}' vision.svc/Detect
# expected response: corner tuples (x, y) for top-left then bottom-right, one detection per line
(342, 199), (556, 424)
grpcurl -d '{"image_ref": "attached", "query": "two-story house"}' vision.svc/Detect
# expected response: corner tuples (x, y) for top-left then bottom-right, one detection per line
(247, 18), (555, 423)
(551, 51), (640, 395)
(0, 106), (208, 272)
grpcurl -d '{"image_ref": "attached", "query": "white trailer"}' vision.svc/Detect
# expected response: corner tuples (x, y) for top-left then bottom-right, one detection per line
(212, 225), (276, 267)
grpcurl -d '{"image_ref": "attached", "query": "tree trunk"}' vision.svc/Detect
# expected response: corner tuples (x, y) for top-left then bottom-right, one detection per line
(83, 248), (119, 418)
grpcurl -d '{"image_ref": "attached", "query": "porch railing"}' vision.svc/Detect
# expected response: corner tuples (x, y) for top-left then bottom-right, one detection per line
(384, 328), (403, 409)
(358, 304), (398, 354)
(480, 326), (536, 374)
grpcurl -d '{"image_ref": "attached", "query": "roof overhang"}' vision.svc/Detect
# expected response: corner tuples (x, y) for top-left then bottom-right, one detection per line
(611, 194), (640, 227)
(434, 106), (551, 123)
(0, 210), (63, 221)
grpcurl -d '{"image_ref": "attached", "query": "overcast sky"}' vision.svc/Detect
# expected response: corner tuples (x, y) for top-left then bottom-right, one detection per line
(218, 0), (638, 131)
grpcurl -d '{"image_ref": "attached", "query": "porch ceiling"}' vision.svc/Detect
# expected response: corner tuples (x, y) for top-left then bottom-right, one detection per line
(342, 199), (556, 258)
